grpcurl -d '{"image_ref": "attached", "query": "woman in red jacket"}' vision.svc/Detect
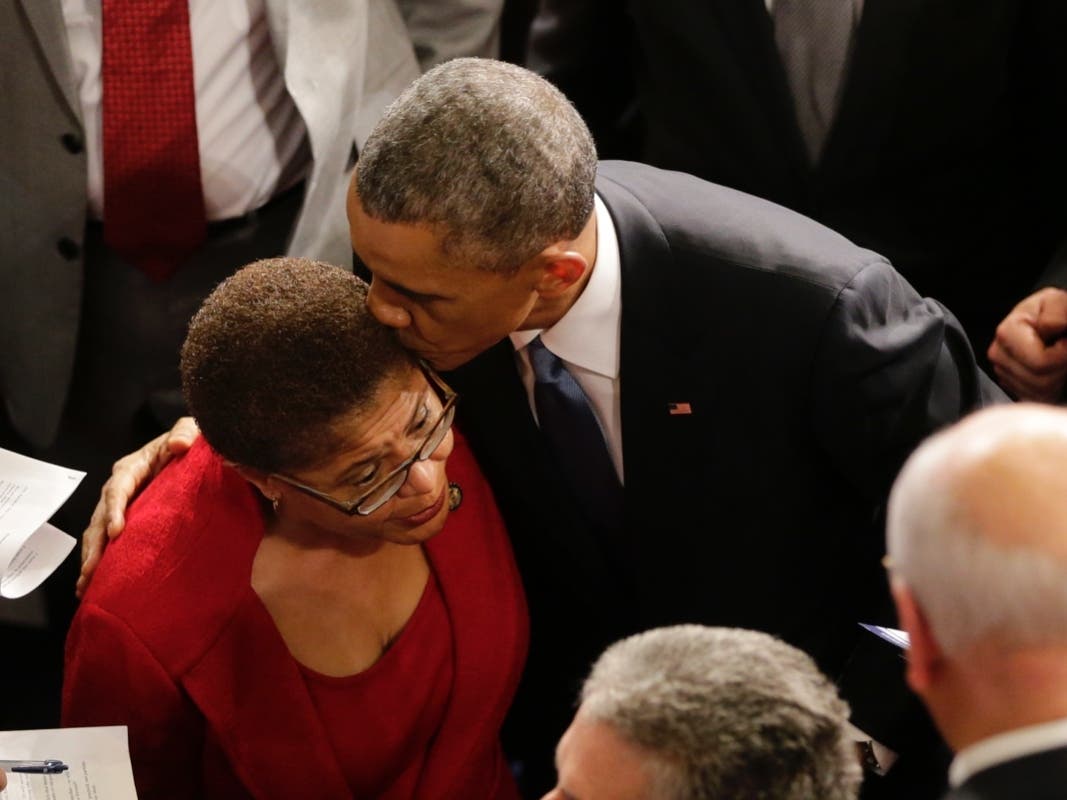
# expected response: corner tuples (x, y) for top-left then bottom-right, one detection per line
(63, 258), (527, 800)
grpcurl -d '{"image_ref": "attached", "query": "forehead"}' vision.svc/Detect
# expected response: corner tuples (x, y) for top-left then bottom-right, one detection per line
(347, 187), (464, 291)
(556, 714), (656, 800)
(310, 367), (427, 454)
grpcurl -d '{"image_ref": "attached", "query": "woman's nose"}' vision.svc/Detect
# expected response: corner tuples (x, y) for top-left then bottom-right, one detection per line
(398, 458), (437, 495)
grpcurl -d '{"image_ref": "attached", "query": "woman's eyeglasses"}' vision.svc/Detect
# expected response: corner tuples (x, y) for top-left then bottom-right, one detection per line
(270, 365), (457, 516)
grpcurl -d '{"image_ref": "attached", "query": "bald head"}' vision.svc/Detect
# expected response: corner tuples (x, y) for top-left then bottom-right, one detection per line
(887, 404), (1067, 655)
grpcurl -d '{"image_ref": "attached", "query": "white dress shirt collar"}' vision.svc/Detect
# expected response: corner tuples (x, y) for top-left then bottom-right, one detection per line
(509, 194), (622, 379)
(949, 717), (1067, 788)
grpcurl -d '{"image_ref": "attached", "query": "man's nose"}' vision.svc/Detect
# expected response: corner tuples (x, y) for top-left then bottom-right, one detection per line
(367, 280), (412, 329)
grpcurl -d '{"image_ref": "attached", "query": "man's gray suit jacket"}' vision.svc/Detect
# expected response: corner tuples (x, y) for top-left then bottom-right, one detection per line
(0, 0), (502, 450)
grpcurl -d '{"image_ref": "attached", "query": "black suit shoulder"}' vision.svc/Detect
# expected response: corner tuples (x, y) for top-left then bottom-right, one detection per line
(945, 745), (1067, 800)
(540, 3), (1067, 350)
(595, 160), (1003, 507)
(596, 160), (888, 297)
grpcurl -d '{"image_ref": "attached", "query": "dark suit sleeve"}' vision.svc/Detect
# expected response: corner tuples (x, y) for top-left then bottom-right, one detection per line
(807, 260), (1002, 778)
(63, 603), (204, 800)
(810, 259), (1006, 504)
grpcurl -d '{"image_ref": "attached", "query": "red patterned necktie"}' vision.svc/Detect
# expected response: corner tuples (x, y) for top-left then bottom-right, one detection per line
(102, 0), (206, 281)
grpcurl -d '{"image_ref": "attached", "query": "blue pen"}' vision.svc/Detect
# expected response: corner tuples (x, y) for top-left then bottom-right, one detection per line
(0, 759), (70, 774)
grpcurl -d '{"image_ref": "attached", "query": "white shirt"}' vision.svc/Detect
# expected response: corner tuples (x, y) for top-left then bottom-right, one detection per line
(510, 194), (625, 483)
(950, 717), (1067, 788)
(60, 0), (310, 221)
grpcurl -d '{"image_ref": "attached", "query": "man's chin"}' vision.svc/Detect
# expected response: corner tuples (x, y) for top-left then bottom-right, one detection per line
(408, 346), (482, 372)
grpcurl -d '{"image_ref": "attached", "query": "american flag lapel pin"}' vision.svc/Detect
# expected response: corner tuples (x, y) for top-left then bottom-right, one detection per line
(668, 402), (692, 415)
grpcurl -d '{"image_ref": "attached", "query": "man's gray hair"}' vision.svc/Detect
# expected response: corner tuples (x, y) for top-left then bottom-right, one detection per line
(579, 625), (862, 800)
(887, 405), (1067, 656)
(355, 57), (598, 273)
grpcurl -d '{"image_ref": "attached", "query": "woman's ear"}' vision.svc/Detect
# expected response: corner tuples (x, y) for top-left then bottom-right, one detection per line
(227, 462), (274, 502)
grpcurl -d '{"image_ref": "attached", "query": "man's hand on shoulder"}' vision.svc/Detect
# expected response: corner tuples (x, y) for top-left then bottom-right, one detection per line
(988, 288), (1067, 403)
(76, 417), (201, 598)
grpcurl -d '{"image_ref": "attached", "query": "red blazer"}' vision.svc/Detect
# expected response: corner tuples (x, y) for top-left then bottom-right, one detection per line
(63, 431), (528, 800)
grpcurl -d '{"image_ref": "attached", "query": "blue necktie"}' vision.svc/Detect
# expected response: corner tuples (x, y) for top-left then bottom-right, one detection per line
(527, 337), (623, 531)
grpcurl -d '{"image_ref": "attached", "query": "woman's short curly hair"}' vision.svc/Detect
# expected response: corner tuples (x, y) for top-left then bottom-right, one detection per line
(181, 257), (412, 473)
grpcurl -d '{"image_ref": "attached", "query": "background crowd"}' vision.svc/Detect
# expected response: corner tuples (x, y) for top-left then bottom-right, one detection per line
(2, 2), (1066, 798)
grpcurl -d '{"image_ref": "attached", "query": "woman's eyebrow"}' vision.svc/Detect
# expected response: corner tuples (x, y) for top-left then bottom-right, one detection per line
(403, 389), (434, 433)
(329, 390), (432, 487)
(331, 454), (384, 488)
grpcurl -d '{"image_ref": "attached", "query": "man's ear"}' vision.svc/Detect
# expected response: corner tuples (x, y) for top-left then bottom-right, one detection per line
(535, 251), (589, 298)
(892, 579), (943, 694)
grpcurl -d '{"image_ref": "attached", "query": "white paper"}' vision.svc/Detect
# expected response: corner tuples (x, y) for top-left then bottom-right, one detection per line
(859, 623), (910, 650)
(0, 726), (138, 799)
(0, 448), (85, 598)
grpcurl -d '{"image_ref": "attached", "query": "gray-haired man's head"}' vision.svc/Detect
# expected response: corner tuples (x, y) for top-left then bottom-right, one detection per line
(355, 57), (598, 274)
(348, 58), (602, 372)
(544, 625), (862, 800)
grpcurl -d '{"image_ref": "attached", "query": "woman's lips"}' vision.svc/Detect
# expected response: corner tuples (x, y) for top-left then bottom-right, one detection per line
(397, 487), (446, 525)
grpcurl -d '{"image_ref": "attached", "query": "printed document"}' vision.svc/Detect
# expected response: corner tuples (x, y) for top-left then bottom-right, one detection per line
(0, 726), (137, 799)
(0, 448), (84, 598)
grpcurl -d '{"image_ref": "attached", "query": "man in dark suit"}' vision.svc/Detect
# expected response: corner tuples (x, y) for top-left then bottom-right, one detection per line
(887, 404), (1067, 800)
(85, 58), (999, 797)
(527, 0), (1067, 356)
(346, 58), (1001, 797)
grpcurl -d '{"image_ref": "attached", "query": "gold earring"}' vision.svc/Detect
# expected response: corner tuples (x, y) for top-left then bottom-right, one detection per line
(271, 496), (281, 513)
(447, 482), (462, 511)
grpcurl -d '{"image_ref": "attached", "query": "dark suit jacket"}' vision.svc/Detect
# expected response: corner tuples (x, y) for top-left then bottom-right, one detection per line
(529, 0), (1067, 353)
(63, 434), (527, 800)
(945, 745), (1067, 800)
(447, 161), (1001, 794)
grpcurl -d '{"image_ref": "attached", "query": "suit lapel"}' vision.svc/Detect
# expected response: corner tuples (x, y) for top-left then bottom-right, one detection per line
(181, 595), (352, 799)
(710, 0), (927, 187)
(596, 172), (710, 451)
(595, 173), (717, 577)
(16, 0), (82, 124)
(710, 0), (811, 185)
(953, 743), (1067, 800)
(818, 0), (925, 184)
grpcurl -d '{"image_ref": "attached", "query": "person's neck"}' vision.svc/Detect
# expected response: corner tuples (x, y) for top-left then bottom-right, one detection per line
(266, 511), (390, 561)
(519, 208), (599, 332)
(520, 271), (592, 331)
(254, 515), (425, 607)
(935, 647), (1067, 751)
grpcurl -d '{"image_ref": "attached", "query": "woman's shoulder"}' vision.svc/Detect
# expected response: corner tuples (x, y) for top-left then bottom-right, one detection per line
(444, 426), (481, 489)
(434, 425), (510, 551)
(80, 439), (264, 649)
